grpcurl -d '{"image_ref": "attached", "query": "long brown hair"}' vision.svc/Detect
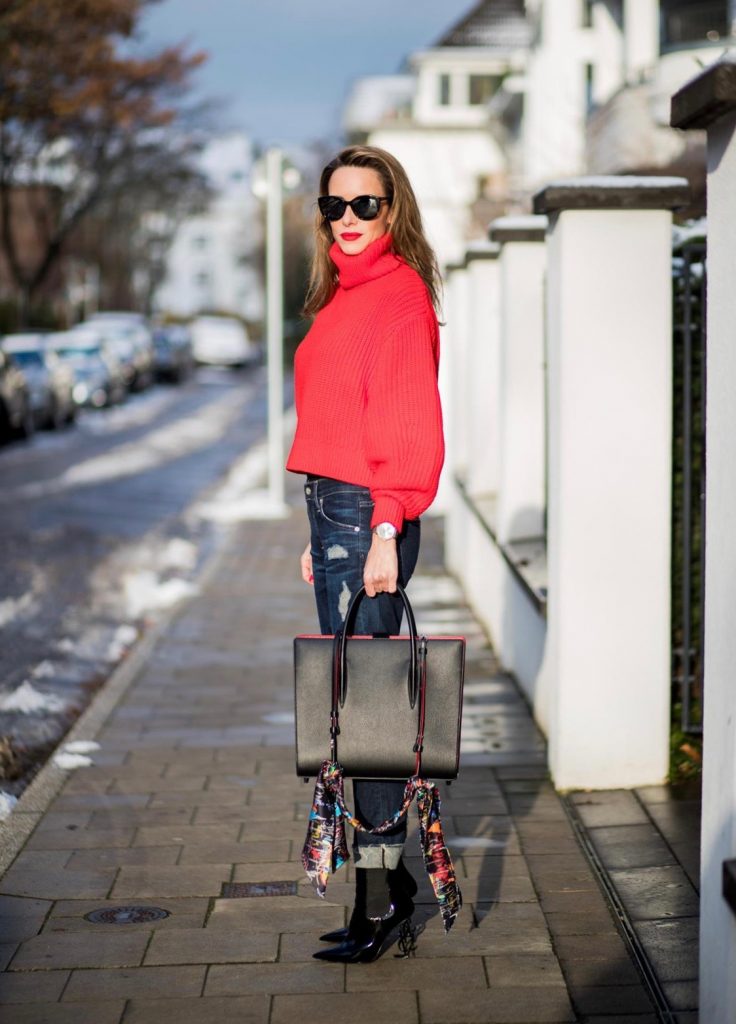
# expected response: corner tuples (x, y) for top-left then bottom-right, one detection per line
(303, 145), (442, 317)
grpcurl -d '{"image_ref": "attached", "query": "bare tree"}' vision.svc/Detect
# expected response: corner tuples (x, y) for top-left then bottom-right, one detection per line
(0, 0), (207, 323)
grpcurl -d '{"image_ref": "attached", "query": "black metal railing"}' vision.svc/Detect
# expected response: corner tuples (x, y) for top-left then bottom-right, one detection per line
(671, 238), (706, 735)
(661, 0), (730, 50)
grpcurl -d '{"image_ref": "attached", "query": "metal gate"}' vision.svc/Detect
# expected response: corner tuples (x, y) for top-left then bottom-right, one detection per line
(671, 237), (706, 735)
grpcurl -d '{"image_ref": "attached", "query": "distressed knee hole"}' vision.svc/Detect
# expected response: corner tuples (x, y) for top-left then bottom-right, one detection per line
(326, 544), (349, 560)
(337, 580), (351, 621)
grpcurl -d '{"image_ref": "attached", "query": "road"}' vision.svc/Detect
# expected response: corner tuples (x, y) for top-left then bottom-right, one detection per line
(0, 365), (278, 800)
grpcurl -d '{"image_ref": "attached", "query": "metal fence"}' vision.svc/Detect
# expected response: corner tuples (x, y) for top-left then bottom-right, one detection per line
(671, 238), (706, 735)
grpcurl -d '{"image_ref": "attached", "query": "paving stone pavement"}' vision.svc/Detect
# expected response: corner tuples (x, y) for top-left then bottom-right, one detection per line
(0, 508), (664, 1023)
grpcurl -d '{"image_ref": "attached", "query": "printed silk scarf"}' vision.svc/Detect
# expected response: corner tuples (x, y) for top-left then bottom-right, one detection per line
(301, 760), (462, 933)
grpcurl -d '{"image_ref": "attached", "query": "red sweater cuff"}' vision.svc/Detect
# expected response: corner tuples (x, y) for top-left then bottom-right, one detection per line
(370, 496), (405, 532)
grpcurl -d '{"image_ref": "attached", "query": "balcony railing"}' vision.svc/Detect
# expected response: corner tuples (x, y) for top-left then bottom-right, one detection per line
(661, 0), (731, 51)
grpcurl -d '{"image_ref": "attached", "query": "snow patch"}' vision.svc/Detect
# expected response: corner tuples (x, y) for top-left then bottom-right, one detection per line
(106, 624), (139, 662)
(63, 740), (100, 754)
(0, 792), (18, 821)
(53, 752), (93, 770)
(123, 571), (199, 619)
(0, 682), (66, 714)
(56, 637), (75, 653)
(32, 660), (55, 679)
(191, 407), (296, 524)
(160, 538), (197, 572)
(0, 592), (36, 627)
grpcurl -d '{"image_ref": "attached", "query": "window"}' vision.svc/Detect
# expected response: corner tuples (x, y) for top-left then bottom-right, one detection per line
(469, 74), (501, 106)
(585, 63), (595, 114)
(438, 73), (451, 106)
(192, 236), (208, 250)
(195, 271), (211, 288)
(581, 0), (594, 29)
(660, 0), (730, 50)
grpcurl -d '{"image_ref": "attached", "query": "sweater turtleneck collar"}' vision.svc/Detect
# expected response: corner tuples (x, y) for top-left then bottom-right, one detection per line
(329, 232), (401, 290)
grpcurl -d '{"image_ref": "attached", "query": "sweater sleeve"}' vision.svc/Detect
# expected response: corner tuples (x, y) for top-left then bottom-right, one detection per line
(363, 308), (445, 531)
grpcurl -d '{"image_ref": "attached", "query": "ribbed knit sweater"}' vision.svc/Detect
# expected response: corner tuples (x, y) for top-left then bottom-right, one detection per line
(286, 232), (444, 531)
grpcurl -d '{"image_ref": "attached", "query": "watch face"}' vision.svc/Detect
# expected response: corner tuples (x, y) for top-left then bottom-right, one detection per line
(376, 522), (397, 540)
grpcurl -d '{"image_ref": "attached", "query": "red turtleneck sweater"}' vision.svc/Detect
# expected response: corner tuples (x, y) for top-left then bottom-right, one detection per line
(286, 233), (444, 531)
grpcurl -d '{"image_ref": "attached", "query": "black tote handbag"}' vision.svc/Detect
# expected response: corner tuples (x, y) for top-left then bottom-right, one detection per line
(294, 585), (465, 780)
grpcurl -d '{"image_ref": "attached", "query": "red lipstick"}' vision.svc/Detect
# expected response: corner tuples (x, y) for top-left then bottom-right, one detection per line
(340, 232), (361, 240)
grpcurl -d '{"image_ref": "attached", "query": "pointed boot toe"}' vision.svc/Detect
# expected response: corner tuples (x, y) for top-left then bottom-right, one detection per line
(318, 926), (350, 943)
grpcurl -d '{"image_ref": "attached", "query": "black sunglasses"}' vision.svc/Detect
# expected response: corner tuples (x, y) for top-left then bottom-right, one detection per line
(318, 194), (390, 222)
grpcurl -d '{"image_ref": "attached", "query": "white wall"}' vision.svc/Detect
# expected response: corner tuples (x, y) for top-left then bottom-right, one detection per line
(368, 127), (506, 266)
(523, 0), (626, 186)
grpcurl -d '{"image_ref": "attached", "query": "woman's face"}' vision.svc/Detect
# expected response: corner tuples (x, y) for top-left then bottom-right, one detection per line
(325, 166), (391, 256)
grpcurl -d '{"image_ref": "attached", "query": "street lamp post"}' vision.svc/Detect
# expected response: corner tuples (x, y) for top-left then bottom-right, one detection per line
(266, 147), (286, 513)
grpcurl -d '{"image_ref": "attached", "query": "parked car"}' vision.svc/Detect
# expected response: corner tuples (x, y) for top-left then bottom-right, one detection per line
(82, 312), (155, 390)
(0, 346), (34, 441)
(1, 333), (76, 429)
(47, 330), (127, 409)
(189, 315), (259, 368)
(152, 324), (194, 382)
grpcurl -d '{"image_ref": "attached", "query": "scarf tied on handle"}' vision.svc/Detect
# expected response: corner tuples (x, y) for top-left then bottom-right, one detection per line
(302, 760), (462, 933)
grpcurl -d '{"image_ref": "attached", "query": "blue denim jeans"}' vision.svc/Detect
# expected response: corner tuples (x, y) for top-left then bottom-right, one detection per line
(304, 475), (420, 868)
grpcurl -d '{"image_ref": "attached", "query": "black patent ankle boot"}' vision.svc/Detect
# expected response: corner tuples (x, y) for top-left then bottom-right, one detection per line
(313, 867), (397, 963)
(319, 858), (416, 944)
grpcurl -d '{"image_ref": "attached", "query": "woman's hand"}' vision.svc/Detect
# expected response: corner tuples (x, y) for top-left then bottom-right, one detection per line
(364, 534), (398, 597)
(300, 542), (313, 585)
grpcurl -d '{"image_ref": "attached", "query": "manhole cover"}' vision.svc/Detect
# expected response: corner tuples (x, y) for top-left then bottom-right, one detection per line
(221, 881), (298, 898)
(84, 906), (170, 924)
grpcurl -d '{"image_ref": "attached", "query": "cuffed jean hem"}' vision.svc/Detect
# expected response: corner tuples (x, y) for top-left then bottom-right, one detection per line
(352, 843), (404, 869)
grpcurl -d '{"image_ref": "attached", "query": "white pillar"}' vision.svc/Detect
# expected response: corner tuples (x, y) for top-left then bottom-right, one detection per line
(534, 176), (689, 791)
(266, 148), (287, 513)
(446, 262), (472, 480)
(442, 260), (471, 576)
(463, 243), (501, 500)
(672, 56), (736, 1023)
(489, 216), (548, 544)
(623, 0), (659, 83)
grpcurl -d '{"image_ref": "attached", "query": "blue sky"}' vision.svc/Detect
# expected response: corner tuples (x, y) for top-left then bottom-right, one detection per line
(142, 1), (473, 147)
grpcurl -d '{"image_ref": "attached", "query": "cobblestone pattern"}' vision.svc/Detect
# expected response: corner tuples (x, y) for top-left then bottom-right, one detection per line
(0, 509), (659, 1022)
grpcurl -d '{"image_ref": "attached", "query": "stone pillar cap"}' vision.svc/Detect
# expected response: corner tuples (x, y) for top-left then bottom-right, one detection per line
(533, 176), (690, 215)
(463, 241), (501, 266)
(489, 215), (548, 243)
(671, 54), (736, 130)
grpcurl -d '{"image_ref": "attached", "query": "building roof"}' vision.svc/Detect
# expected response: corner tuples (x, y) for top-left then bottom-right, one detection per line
(434, 0), (531, 50)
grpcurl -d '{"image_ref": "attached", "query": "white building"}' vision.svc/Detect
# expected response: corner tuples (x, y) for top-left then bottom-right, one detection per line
(155, 134), (263, 322)
(520, 0), (735, 189)
(343, 0), (531, 266)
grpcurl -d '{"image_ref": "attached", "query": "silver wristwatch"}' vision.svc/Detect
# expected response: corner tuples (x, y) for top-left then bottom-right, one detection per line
(373, 521), (398, 541)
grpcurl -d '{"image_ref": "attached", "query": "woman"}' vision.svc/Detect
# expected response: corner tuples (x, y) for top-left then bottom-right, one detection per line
(286, 145), (444, 962)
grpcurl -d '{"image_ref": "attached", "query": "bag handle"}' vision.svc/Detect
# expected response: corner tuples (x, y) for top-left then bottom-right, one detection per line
(333, 584), (420, 710)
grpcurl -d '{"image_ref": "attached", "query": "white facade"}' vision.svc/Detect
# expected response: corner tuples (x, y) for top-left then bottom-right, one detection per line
(522, 0), (734, 185)
(522, 0), (632, 186)
(340, 5), (530, 267)
(155, 134), (263, 322)
(366, 126), (505, 267)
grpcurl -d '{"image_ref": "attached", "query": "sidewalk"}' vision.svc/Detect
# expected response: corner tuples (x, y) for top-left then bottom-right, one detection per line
(0, 507), (666, 1023)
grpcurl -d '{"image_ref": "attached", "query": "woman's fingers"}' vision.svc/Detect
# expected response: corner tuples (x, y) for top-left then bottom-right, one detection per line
(363, 538), (398, 595)
(300, 542), (313, 585)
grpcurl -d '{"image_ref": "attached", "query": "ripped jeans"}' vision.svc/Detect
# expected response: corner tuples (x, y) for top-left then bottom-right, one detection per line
(304, 475), (420, 869)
